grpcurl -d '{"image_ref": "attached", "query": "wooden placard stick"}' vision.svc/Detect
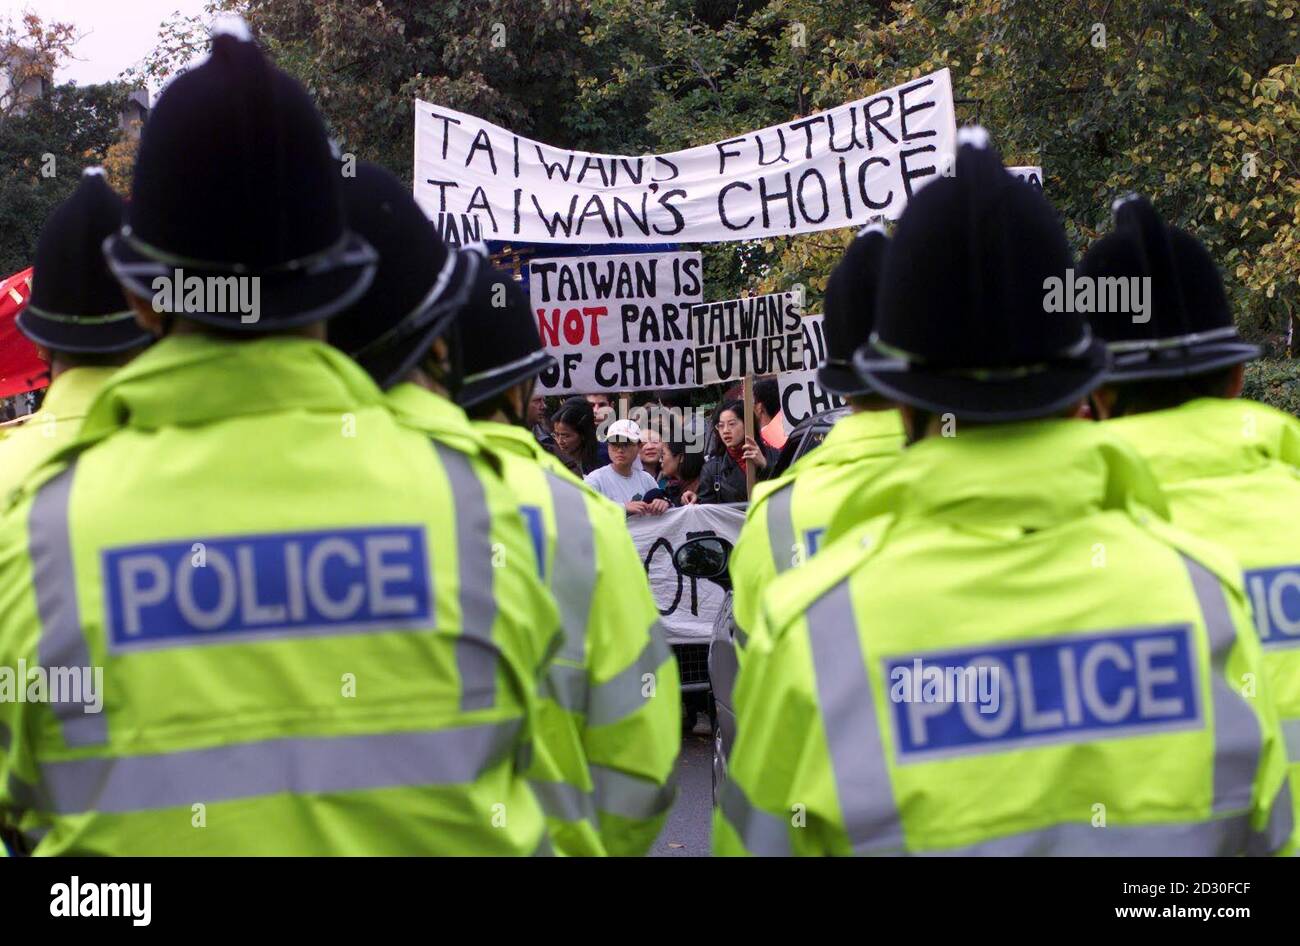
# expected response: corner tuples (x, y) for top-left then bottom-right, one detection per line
(743, 373), (756, 499)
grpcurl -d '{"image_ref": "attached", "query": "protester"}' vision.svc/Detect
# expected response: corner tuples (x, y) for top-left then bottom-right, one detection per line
(659, 439), (703, 505)
(0, 168), (151, 497)
(585, 418), (666, 515)
(0, 25), (558, 856)
(639, 428), (663, 479)
(753, 378), (786, 449)
(528, 392), (554, 445)
(696, 399), (778, 503)
(552, 395), (602, 474)
(652, 387), (704, 450)
(527, 392), (580, 472)
(717, 128), (1294, 856)
(585, 391), (614, 425)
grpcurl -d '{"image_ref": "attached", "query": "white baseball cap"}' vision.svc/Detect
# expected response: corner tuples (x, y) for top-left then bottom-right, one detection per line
(603, 418), (643, 443)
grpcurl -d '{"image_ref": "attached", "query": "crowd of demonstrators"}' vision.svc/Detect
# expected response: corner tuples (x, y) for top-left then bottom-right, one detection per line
(534, 386), (717, 512)
(695, 399), (779, 503)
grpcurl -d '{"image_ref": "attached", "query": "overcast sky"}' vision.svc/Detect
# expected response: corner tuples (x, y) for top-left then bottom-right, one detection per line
(2, 0), (209, 88)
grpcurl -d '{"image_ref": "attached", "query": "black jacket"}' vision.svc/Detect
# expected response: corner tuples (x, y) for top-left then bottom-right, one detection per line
(696, 445), (778, 504)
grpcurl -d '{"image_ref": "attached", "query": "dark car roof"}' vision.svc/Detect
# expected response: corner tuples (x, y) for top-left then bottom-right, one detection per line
(769, 406), (852, 477)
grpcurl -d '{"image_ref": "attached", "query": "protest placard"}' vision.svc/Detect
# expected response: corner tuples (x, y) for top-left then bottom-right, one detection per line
(530, 251), (703, 394)
(777, 313), (848, 429)
(691, 290), (806, 386)
(627, 503), (746, 644)
(415, 69), (956, 245)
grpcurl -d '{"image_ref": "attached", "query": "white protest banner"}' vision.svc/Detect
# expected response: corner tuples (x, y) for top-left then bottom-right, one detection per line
(414, 68), (956, 245)
(778, 313), (847, 429)
(628, 503), (747, 644)
(692, 290), (805, 386)
(1009, 166), (1044, 189)
(531, 251), (703, 395)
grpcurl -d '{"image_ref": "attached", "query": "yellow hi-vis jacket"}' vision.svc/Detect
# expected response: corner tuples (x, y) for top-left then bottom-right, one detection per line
(0, 367), (116, 501)
(1107, 397), (1300, 829)
(729, 408), (904, 652)
(471, 418), (680, 856)
(717, 419), (1294, 855)
(0, 335), (560, 855)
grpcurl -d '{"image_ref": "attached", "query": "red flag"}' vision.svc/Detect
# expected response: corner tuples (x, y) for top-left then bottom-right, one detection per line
(0, 268), (49, 400)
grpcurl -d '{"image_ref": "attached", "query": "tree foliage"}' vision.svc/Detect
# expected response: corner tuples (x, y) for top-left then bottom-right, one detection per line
(0, 14), (134, 274)
(0, 82), (129, 274)
(15, 0), (1298, 390)
(139, 1), (618, 180)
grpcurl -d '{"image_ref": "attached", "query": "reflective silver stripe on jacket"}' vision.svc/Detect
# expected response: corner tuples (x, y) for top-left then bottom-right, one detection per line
(1179, 555), (1262, 814)
(24, 722), (520, 815)
(529, 778), (598, 827)
(807, 578), (905, 854)
(764, 484), (797, 574)
(800, 561), (1279, 855)
(587, 627), (672, 728)
(530, 766), (672, 836)
(1284, 719), (1300, 763)
(1248, 780), (1295, 856)
(591, 763), (675, 821)
(717, 775), (792, 856)
(435, 444), (500, 711)
(921, 810), (1277, 856)
(546, 663), (588, 715)
(29, 464), (108, 748)
(542, 471), (595, 664)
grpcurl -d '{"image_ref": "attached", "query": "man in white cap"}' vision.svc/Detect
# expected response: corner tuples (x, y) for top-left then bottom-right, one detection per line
(585, 418), (667, 515)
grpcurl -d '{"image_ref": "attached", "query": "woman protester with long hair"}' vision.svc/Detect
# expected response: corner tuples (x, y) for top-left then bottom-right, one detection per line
(696, 399), (778, 504)
(550, 395), (601, 475)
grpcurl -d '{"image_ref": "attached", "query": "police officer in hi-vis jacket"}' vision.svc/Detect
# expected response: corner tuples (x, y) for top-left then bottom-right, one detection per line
(0, 23), (559, 856)
(717, 129), (1294, 857)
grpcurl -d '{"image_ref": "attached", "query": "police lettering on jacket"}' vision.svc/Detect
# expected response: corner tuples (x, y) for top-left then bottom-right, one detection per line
(886, 626), (1200, 760)
(1246, 565), (1300, 648)
(104, 527), (431, 647)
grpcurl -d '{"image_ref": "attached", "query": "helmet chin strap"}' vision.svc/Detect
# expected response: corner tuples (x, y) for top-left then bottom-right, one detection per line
(904, 408), (933, 444)
(503, 377), (536, 429)
(419, 322), (465, 398)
